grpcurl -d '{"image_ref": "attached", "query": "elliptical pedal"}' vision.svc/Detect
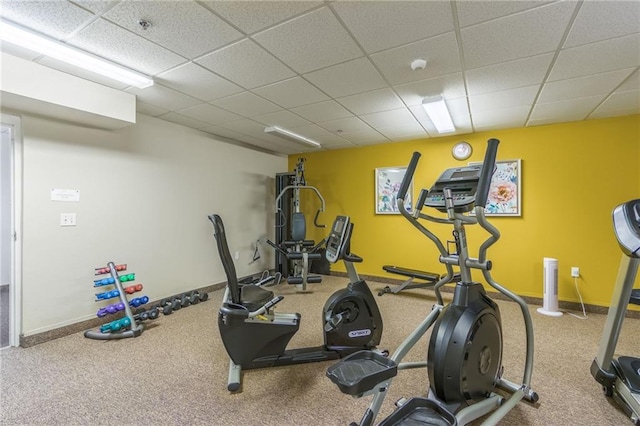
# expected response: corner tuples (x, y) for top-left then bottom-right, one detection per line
(378, 398), (457, 426)
(326, 351), (397, 396)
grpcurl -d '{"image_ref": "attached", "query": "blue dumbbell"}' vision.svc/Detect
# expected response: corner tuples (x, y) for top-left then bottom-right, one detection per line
(93, 277), (115, 287)
(129, 296), (148, 308)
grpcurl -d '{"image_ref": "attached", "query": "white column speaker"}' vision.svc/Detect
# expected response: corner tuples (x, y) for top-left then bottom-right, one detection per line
(537, 257), (563, 317)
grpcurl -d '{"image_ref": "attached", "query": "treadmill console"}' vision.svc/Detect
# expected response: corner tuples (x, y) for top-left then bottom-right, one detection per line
(326, 215), (350, 263)
(613, 199), (640, 258)
(423, 165), (483, 213)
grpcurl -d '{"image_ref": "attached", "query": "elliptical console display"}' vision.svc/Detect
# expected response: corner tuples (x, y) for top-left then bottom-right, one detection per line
(423, 165), (483, 213)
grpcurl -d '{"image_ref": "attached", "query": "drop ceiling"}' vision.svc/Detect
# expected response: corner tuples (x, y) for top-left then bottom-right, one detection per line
(1, 0), (638, 155)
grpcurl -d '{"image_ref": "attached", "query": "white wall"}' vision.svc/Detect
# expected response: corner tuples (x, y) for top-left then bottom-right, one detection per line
(19, 114), (287, 335)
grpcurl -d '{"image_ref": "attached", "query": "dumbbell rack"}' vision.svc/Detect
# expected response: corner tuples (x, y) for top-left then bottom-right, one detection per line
(84, 261), (144, 340)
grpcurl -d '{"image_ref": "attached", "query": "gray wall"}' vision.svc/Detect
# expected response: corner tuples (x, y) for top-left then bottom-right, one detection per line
(19, 114), (286, 335)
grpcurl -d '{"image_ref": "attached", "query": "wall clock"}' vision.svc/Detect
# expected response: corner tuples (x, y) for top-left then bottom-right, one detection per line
(452, 141), (472, 160)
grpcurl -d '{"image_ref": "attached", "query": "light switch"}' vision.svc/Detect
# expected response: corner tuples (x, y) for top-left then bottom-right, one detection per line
(60, 213), (76, 227)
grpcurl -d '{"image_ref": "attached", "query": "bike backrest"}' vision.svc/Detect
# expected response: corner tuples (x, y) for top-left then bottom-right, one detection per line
(208, 214), (240, 305)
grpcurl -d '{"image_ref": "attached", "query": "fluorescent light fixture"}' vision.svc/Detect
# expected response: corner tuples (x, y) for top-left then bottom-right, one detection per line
(0, 19), (154, 89)
(422, 95), (455, 134)
(264, 126), (321, 148)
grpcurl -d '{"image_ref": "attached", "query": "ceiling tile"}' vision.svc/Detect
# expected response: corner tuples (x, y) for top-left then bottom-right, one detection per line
(136, 101), (170, 117)
(318, 116), (372, 134)
(370, 32), (461, 85)
(337, 88), (405, 116)
(359, 108), (421, 129)
(549, 34), (640, 81)
(69, 18), (186, 75)
(332, 1), (454, 53)
(592, 90), (640, 116)
(220, 118), (282, 140)
(103, 1), (242, 59)
(126, 84), (201, 111)
(201, 125), (274, 147)
(538, 68), (635, 103)
(530, 95), (605, 122)
(69, 1), (116, 15)
(472, 106), (531, 131)
(338, 129), (389, 145)
(195, 39), (295, 89)
(455, 1), (553, 28)
(393, 73), (466, 106)
(212, 92), (282, 117)
(252, 77), (329, 108)
(461, 2), (576, 69)
(564, 1), (640, 48)
(303, 57), (387, 98)
(253, 7), (362, 74)
(158, 112), (211, 130)
(0, 0), (93, 40)
(176, 103), (243, 126)
(290, 100), (353, 122)
(287, 124), (351, 145)
(201, 1), (322, 34)
(376, 124), (428, 141)
(618, 70), (640, 92)
(465, 53), (554, 95)
(252, 110), (312, 129)
(156, 63), (243, 102)
(469, 85), (540, 115)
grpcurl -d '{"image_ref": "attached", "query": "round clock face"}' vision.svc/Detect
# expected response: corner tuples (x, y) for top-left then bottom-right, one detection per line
(452, 142), (472, 160)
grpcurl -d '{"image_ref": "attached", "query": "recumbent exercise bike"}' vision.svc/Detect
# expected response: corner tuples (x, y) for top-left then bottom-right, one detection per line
(209, 213), (383, 392)
(327, 139), (538, 425)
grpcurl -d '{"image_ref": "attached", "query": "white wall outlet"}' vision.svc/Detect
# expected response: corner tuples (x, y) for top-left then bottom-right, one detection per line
(60, 213), (76, 227)
(234, 251), (240, 260)
(571, 267), (580, 278)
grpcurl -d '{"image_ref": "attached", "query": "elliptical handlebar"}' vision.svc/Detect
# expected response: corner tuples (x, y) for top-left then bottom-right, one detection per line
(475, 138), (500, 208)
(397, 152), (422, 203)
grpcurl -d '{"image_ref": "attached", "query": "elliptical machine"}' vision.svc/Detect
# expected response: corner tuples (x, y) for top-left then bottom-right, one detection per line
(209, 214), (383, 392)
(327, 139), (538, 425)
(591, 199), (640, 424)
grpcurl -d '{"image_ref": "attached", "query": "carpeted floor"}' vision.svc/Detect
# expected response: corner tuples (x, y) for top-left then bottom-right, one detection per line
(0, 275), (637, 425)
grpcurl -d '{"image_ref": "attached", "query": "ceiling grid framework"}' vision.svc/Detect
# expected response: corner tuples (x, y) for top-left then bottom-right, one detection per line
(0, 0), (638, 155)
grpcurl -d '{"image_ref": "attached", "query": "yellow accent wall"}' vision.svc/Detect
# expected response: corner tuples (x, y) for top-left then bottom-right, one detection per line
(291, 115), (640, 308)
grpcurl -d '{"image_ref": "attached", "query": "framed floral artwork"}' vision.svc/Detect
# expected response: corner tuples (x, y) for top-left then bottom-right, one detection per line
(470, 159), (521, 216)
(375, 167), (412, 214)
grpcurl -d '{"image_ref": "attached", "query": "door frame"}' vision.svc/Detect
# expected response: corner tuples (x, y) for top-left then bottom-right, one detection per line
(1, 113), (22, 347)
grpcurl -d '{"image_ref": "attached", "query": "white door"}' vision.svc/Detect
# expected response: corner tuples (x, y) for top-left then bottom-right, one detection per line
(1, 113), (22, 348)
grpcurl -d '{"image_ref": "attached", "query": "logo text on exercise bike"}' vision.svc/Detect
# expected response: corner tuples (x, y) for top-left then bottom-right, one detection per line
(348, 329), (372, 338)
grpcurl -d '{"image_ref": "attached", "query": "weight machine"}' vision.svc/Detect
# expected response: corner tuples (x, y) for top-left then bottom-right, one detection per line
(266, 158), (327, 290)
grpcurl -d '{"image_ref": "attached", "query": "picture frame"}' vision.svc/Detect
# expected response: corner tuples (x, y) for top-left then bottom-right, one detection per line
(375, 167), (412, 214)
(469, 159), (522, 216)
